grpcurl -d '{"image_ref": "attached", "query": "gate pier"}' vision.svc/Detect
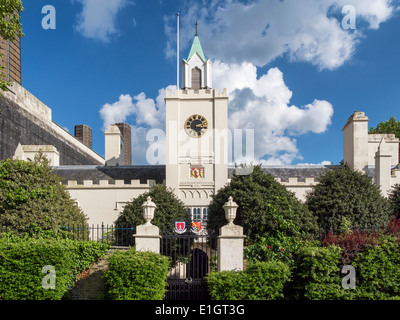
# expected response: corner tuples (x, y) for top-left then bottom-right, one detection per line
(133, 196), (244, 300)
(218, 196), (245, 271)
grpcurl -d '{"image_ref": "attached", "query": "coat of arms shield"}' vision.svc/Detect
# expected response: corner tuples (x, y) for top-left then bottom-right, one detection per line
(174, 221), (187, 234)
(191, 221), (203, 234)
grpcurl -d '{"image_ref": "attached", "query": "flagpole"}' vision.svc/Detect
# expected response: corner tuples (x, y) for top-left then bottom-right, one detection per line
(177, 13), (180, 94)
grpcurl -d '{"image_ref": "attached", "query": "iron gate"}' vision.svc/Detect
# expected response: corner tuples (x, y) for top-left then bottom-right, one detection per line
(160, 232), (218, 300)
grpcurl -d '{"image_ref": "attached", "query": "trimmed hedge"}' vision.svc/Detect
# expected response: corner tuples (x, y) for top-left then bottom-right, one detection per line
(291, 235), (400, 300)
(206, 260), (291, 300)
(291, 244), (344, 300)
(103, 247), (171, 300)
(349, 235), (400, 299)
(0, 234), (109, 300)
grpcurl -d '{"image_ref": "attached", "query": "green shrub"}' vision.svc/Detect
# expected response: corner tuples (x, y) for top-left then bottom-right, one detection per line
(389, 184), (400, 216)
(292, 236), (400, 300)
(115, 184), (189, 234)
(291, 244), (344, 300)
(245, 235), (301, 265)
(0, 155), (87, 234)
(349, 235), (400, 299)
(245, 206), (306, 265)
(206, 260), (291, 300)
(306, 165), (392, 234)
(207, 165), (318, 242)
(104, 248), (171, 300)
(0, 233), (109, 300)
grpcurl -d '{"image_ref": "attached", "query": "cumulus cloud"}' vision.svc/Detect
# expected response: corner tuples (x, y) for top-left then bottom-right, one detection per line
(166, 0), (397, 70)
(99, 86), (175, 164)
(99, 94), (135, 130)
(74, 0), (129, 42)
(213, 62), (334, 164)
(99, 64), (333, 165)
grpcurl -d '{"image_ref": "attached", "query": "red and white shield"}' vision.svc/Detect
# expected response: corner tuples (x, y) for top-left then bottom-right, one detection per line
(174, 222), (186, 234)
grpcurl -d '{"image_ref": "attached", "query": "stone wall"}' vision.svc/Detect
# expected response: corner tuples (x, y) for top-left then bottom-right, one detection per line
(69, 247), (128, 300)
(0, 93), (104, 165)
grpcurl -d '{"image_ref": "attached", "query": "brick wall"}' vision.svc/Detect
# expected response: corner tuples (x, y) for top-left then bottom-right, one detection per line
(0, 37), (21, 84)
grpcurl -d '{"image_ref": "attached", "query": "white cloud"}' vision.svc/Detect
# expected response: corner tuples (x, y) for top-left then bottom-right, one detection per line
(99, 94), (135, 130)
(74, 0), (129, 42)
(167, 0), (397, 70)
(296, 160), (333, 166)
(100, 64), (333, 166)
(99, 86), (175, 164)
(213, 62), (334, 165)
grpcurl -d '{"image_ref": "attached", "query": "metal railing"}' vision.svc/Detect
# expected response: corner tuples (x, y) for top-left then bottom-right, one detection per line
(61, 224), (134, 246)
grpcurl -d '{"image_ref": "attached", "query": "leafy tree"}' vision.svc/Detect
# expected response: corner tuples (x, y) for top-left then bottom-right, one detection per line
(115, 184), (189, 234)
(0, 0), (24, 93)
(207, 165), (319, 242)
(306, 165), (392, 234)
(389, 184), (400, 217)
(0, 154), (87, 233)
(370, 116), (400, 162)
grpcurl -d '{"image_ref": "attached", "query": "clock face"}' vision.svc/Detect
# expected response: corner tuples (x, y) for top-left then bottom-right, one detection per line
(184, 114), (208, 138)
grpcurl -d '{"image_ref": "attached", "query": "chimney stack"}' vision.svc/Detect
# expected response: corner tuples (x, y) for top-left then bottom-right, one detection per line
(75, 125), (93, 149)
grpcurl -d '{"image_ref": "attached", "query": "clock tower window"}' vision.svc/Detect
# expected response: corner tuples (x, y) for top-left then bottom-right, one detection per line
(191, 67), (201, 89)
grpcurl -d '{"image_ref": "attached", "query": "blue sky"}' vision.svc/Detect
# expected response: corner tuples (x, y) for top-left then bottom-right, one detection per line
(19, 0), (400, 166)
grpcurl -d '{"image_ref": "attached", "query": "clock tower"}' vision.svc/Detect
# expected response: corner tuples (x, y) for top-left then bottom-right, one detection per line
(165, 33), (229, 221)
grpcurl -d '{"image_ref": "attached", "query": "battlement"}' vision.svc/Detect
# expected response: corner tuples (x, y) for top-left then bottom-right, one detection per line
(66, 179), (158, 188)
(368, 133), (399, 143)
(165, 88), (228, 99)
(392, 169), (400, 185)
(274, 177), (317, 185)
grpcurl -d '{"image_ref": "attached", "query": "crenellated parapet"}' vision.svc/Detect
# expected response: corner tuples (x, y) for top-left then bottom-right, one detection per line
(274, 177), (318, 186)
(66, 179), (158, 188)
(392, 169), (400, 186)
(165, 88), (228, 99)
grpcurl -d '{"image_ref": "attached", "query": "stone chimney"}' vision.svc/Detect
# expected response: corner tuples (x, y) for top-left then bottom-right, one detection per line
(74, 125), (93, 149)
(104, 125), (124, 167)
(114, 123), (132, 165)
(343, 111), (369, 172)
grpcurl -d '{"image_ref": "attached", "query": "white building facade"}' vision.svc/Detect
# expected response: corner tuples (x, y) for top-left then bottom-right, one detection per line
(8, 35), (400, 226)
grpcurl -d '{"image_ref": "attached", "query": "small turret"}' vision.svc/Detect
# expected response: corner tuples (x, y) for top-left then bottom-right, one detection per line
(181, 28), (212, 90)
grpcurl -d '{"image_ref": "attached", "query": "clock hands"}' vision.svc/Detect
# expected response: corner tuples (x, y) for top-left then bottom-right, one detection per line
(185, 115), (208, 138)
(196, 124), (207, 128)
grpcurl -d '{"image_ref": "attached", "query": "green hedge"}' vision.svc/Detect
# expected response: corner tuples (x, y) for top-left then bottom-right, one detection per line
(103, 248), (171, 300)
(0, 234), (109, 300)
(291, 244), (344, 300)
(291, 236), (400, 300)
(349, 235), (400, 299)
(206, 260), (291, 300)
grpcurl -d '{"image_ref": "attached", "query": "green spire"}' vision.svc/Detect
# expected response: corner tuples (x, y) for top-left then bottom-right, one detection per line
(187, 35), (207, 62)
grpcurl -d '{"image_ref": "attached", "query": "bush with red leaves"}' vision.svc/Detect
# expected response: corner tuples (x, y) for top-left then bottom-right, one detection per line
(320, 230), (380, 265)
(321, 216), (400, 265)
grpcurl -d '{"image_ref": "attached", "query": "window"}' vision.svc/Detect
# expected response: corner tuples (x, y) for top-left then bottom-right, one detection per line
(193, 208), (201, 221)
(202, 208), (209, 225)
(191, 67), (201, 89)
(186, 207), (209, 225)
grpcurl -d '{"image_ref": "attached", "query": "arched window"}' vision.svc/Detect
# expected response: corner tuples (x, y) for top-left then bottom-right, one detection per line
(191, 67), (201, 89)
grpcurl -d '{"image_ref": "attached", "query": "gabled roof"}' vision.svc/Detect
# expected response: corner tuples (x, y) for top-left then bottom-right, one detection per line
(187, 35), (207, 62)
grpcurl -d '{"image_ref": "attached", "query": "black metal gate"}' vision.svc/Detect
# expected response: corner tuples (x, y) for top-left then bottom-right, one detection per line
(160, 232), (218, 300)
